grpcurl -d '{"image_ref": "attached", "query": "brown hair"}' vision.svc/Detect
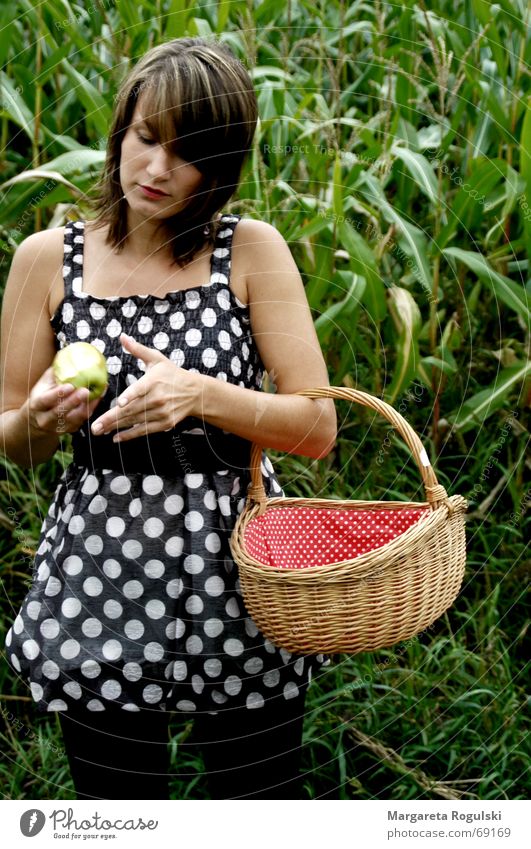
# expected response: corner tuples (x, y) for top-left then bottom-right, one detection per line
(90, 37), (258, 266)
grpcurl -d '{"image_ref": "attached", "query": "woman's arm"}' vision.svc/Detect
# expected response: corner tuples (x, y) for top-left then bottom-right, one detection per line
(198, 380), (335, 459)
(0, 230), (98, 468)
(197, 218), (337, 458)
(0, 231), (62, 466)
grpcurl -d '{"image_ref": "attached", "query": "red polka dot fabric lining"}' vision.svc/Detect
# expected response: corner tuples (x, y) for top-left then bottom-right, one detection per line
(243, 506), (430, 569)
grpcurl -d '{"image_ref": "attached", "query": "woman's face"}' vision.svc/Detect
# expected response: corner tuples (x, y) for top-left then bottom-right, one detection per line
(119, 97), (204, 222)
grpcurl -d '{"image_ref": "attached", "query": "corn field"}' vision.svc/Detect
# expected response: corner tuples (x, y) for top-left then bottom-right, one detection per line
(0, 0), (529, 800)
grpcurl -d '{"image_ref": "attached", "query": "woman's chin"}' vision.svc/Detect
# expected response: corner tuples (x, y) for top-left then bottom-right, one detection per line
(125, 195), (178, 222)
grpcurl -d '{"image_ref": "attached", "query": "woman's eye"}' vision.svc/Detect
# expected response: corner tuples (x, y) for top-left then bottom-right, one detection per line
(136, 131), (155, 145)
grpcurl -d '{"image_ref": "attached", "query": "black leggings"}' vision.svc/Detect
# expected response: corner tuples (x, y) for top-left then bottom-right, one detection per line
(58, 686), (309, 800)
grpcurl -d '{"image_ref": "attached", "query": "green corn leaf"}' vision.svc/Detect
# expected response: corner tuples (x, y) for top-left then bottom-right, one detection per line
(0, 168), (85, 197)
(359, 173), (432, 294)
(0, 179), (52, 226)
(60, 60), (111, 138)
(216, 0), (231, 32)
(385, 286), (422, 405)
(287, 213), (334, 242)
(165, 0), (193, 39)
(0, 3), (16, 68)
(254, 0), (286, 24)
(472, 0), (507, 76)
(0, 147), (105, 208)
(188, 17), (213, 38)
(332, 153), (343, 221)
(470, 103), (492, 158)
(257, 81), (278, 121)
(326, 20), (374, 45)
(519, 95), (531, 245)
(36, 148), (105, 177)
(489, 0), (527, 34)
(315, 273), (366, 345)
(36, 42), (72, 86)
(0, 70), (36, 141)
(393, 117), (419, 153)
(296, 117), (363, 141)
(391, 145), (439, 205)
(251, 67), (294, 81)
(447, 362), (531, 433)
(500, 164), (524, 220)
(41, 2), (97, 53)
(483, 87), (513, 142)
(437, 157), (509, 249)
(443, 248), (530, 323)
(116, 0), (141, 29)
(337, 219), (386, 322)
(394, 7), (415, 124)
(420, 355), (457, 377)
(42, 131), (89, 152)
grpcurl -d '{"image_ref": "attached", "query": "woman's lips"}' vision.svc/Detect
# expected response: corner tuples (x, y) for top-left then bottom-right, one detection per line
(139, 184), (170, 199)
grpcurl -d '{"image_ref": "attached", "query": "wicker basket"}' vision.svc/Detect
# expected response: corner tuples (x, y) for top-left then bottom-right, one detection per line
(230, 387), (468, 655)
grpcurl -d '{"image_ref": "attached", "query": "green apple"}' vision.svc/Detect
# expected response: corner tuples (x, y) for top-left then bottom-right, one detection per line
(53, 342), (108, 401)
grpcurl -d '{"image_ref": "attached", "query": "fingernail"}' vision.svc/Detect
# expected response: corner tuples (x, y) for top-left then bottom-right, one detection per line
(92, 423), (103, 434)
(118, 396), (129, 407)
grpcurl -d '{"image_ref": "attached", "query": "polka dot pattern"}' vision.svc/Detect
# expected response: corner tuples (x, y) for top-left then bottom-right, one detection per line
(4, 215), (329, 715)
(244, 506), (431, 568)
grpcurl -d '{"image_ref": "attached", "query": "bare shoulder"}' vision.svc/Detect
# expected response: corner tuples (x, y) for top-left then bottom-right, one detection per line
(1, 228), (65, 412)
(17, 227), (65, 253)
(232, 217), (301, 305)
(231, 218), (331, 402)
(13, 226), (65, 263)
(6, 227), (65, 319)
(232, 218), (298, 296)
(232, 217), (289, 256)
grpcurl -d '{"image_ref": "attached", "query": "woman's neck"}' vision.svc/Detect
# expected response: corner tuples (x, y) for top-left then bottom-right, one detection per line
(123, 208), (175, 264)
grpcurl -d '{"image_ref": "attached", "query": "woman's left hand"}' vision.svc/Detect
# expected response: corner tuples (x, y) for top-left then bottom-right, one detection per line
(90, 333), (200, 442)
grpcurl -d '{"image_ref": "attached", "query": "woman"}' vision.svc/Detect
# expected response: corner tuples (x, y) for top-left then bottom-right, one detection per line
(1, 36), (336, 800)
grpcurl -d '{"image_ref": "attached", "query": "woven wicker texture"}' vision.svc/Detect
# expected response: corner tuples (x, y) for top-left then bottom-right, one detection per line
(230, 387), (467, 654)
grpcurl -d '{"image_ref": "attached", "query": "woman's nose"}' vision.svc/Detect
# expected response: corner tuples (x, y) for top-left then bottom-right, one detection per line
(146, 145), (174, 179)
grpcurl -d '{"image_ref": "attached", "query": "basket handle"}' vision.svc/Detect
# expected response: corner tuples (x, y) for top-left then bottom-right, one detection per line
(246, 386), (450, 511)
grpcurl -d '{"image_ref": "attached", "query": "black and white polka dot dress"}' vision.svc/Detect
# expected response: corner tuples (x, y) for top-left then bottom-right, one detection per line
(5, 214), (328, 715)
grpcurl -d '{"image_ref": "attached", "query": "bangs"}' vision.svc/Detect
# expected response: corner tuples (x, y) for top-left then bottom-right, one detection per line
(136, 79), (188, 157)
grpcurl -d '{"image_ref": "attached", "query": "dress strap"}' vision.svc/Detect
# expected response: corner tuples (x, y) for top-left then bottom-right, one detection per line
(210, 214), (241, 284)
(63, 217), (240, 297)
(62, 220), (85, 298)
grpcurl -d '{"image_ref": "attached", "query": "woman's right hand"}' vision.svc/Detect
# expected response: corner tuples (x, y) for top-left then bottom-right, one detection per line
(27, 366), (107, 436)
